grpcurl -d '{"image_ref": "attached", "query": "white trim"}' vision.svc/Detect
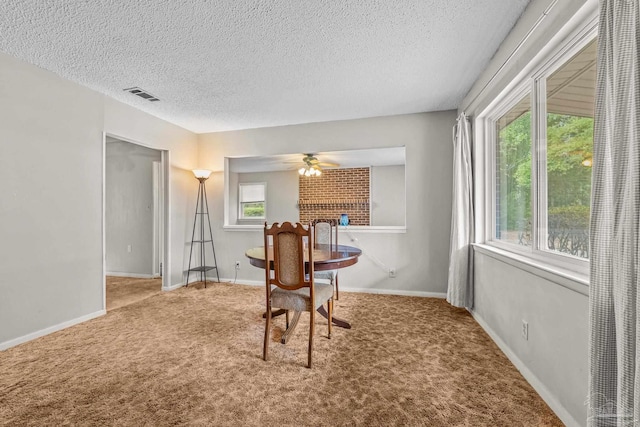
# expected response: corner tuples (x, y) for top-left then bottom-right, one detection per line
(104, 133), (171, 291)
(340, 288), (446, 298)
(0, 310), (106, 351)
(106, 272), (158, 279)
(223, 157), (230, 226)
(162, 150), (171, 290)
(152, 160), (163, 277)
(224, 279), (263, 286)
(473, 243), (588, 296)
(470, 310), (582, 427)
(171, 275), (223, 289)
(102, 132), (107, 311)
(163, 281), (185, 291)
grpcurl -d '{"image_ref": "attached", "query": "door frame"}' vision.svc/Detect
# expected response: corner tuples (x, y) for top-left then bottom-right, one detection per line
(102, 132), (171, 310)
(152, 160), (164, 277)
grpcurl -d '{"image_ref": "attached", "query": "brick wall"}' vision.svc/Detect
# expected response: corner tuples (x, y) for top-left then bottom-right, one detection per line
(298, 167), (370, 225)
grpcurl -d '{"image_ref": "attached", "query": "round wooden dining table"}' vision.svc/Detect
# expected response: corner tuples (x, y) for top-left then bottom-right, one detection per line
(245, 243), (362, 272)
(245, 243), (361, 342)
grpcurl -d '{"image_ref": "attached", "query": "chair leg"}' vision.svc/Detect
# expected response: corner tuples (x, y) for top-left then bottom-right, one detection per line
(335, 274), (339, 300)
(327, 299), (333, 339)
(285, 310), (290, 329)
(308, 309), (315, 368)
(263, 305), (271, 361)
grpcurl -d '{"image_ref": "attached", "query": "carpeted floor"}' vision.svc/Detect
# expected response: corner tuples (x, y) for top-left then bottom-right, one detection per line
(0, 282), (563, 426)
(106, 276), (162, 311)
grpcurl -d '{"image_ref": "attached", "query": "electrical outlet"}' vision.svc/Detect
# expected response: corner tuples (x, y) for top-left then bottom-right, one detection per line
(388, 268), (397, 278)
(127, 245), (132, 253)
(522, 320), (529, 340)
(235, 261), (241, 270)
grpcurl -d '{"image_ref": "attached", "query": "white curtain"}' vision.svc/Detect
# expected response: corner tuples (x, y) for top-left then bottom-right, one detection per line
(447, 112), (474, 309)
(588, 1), (640, 425)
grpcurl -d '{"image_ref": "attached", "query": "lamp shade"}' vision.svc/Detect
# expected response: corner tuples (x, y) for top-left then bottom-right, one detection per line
(192, 169), (212, 180)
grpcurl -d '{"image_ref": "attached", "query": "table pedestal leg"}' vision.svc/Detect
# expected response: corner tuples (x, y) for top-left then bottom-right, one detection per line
(266, 305), (351, 346)
(280, 311), (301, 344)
(317, 305), (351, 329)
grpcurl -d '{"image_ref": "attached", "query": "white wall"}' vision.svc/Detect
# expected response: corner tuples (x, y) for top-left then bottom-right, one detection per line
(228, 170), (299, 225)
(473, 251), (588, 426)
(0, 52), (104, 346)
(460, 0), (593, 426)
(197, 111), (455, 295)
(105, 140), (161, 276)
(371, 165), (405, 226)
(0, 52), (198, 349)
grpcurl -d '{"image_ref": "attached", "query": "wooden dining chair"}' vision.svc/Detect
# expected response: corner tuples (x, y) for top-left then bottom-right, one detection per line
(263, 221), (334, 368)
(311, 219), (340, 300)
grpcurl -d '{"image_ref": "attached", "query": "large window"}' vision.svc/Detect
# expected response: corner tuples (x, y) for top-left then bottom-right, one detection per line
(488, 35), (596, 266)
(239, 183), (266, 220)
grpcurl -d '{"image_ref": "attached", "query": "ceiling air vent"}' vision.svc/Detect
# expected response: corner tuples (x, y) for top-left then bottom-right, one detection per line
(123, 87), (160, 102)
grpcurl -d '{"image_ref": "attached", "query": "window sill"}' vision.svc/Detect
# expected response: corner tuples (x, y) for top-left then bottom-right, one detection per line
(223, 224), (407, 233)
(472, 243), (589, 296)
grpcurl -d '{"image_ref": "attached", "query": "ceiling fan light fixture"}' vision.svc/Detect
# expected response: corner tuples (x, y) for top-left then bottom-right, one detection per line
(298, 153), (330, 177)
(300, 165), (320, 177)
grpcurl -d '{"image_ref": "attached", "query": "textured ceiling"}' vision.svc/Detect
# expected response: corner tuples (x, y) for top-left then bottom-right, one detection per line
(0, 0), (530, 133)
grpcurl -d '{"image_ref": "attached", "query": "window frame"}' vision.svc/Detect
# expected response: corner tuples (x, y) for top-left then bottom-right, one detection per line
(238, 182), (267, 220)
(486, 81), (534, 258)
(482, 21), (598, 276)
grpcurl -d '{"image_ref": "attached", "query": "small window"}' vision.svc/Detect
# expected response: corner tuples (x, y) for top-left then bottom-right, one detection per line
(239, 183), (266, 219)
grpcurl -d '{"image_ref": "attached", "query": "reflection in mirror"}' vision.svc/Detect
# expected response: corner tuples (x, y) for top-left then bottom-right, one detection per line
(226, 147), (406, 227)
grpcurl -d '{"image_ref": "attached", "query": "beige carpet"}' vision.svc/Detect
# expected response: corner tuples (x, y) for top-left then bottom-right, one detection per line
(106, 276), (162, 311)
(0, 282), (563, 426)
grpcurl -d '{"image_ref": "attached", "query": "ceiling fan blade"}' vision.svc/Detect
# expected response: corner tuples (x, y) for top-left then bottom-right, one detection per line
(297, 153), (340, 170)
(317, 162), (339, 168)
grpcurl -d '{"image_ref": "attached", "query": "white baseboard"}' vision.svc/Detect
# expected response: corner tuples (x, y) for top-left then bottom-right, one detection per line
(106, 272), (157, 279)
(221, 278), (262, 286)
(162, 281), (185, 291)
(341, 287), (446, 298)
(161, 275), (222, 291)
(0, 309), (106, 351)
(469, 310), (581, 427)
(218, 278), (446, 299)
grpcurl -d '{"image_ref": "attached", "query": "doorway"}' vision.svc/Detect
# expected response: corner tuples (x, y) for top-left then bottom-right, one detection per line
(103, 134), (169, 310)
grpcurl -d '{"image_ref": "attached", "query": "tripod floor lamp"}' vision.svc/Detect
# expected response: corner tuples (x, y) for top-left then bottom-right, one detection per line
(186, 169), (219, 287)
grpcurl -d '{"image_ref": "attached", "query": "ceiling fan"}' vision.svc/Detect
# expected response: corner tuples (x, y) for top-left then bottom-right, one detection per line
(298, 153), (339, 176)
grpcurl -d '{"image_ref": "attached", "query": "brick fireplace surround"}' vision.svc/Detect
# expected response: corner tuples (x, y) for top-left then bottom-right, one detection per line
(298, 167), (370, 226)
